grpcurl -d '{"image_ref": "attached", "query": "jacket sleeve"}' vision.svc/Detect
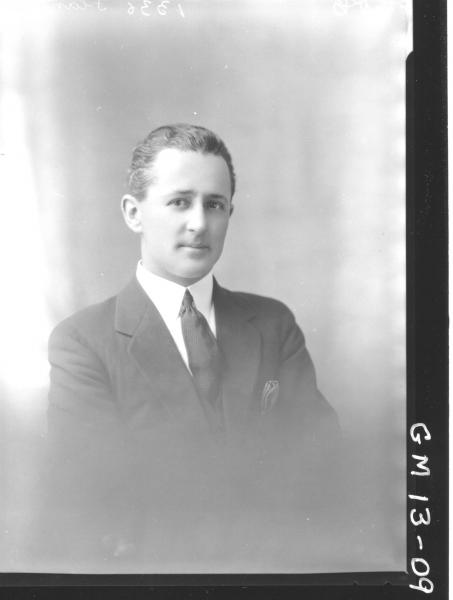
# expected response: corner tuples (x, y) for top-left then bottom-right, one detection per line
(42, 319), (138, 566)
(48, 320), (118, 429)
(278, 309), (340, 436)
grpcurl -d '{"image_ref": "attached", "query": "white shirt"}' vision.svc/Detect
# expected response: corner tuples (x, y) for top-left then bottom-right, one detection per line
(136, 261), (216, 371)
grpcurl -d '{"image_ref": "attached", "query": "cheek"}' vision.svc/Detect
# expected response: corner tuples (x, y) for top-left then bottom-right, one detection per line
(213, 218), (230, 243)
(210, 213), (229, 232)
(143, 214), (174, 239)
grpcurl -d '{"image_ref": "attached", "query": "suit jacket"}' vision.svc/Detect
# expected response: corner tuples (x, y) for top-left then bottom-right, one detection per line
(43, 277), (339, 569)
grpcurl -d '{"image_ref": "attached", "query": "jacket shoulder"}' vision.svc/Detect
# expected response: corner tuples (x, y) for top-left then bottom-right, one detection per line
(222, 288), (294, 322)
(49, 295), (117, 347)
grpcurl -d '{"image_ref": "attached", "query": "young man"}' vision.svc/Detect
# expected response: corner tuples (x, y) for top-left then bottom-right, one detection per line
(45, 124), (339, 570)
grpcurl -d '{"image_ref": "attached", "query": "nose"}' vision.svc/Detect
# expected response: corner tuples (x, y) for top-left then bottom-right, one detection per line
(186, 201), (207, 233)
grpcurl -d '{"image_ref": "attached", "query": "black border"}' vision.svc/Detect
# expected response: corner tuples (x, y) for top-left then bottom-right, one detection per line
(1, 0), (448, 597)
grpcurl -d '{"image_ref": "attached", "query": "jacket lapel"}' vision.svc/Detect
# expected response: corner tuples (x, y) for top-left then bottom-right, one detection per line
(114, 278), (206, 424)
(114, 277), (263, 432)
(213, 281), (262, 432)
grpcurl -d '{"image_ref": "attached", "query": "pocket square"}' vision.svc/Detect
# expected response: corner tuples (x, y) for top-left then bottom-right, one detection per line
(261, 380), (280, 413)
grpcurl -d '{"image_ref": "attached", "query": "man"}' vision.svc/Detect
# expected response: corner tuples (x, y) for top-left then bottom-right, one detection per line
(45, 124), (339, 570)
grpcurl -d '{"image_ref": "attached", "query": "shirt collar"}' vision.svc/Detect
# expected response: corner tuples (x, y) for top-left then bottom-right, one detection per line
(136, 261), (214, 323)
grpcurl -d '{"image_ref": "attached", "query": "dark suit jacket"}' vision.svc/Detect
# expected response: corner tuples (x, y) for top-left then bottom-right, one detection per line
(44, 277), (339, 568)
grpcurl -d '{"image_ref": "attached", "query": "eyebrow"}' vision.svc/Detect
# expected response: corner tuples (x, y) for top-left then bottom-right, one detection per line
(164, 190), (228, 202)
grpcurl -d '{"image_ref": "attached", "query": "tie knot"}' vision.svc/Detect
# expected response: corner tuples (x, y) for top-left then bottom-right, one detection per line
(180, 289), (195, 316)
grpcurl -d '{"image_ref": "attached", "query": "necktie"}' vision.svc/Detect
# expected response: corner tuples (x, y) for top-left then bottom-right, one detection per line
(179, 289), (223, 429)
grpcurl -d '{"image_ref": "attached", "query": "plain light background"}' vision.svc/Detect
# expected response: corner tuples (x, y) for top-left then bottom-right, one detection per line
(0, 0), (409, 573)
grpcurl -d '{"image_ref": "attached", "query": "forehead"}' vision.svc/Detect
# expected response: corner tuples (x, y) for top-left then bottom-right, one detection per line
(149, 148), (231, 197)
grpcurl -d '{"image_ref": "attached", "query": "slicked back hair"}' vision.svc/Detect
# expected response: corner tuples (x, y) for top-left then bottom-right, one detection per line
(127, 124), (236, 200)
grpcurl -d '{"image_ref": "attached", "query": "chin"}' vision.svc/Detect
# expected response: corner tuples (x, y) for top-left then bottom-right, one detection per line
(176, 263), (213, 282)
(179, 269), (211, 283)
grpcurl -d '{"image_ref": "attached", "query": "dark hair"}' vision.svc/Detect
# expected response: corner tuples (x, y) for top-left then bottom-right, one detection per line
(127, 123), (236, 200)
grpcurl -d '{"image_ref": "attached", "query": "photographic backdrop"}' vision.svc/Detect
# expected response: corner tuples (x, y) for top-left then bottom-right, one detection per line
(0, 0), (409, 573)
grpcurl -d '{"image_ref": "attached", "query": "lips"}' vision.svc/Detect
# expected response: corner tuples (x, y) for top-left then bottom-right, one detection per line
(180, 243), (209, 249)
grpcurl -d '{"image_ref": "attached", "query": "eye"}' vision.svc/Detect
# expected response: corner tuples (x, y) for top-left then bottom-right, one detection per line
(168, 197), (190, 208)
(206, 199), (226, 211)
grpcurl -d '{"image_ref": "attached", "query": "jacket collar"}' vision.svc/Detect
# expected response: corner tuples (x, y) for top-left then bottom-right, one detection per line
(114, 276), (151, 336)
(114, 276), (257, 335)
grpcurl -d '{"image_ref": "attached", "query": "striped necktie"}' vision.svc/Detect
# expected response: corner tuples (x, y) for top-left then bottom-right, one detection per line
(179, 289), (223, 429)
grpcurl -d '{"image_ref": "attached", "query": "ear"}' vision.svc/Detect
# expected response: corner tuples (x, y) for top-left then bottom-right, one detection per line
(121, 194), (143, 233)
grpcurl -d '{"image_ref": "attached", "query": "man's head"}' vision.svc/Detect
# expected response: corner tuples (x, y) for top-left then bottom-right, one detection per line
(121, 124), (235, 287)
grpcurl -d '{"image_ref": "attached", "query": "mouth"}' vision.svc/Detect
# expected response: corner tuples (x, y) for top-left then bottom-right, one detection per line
(179, 243), (210, 250)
